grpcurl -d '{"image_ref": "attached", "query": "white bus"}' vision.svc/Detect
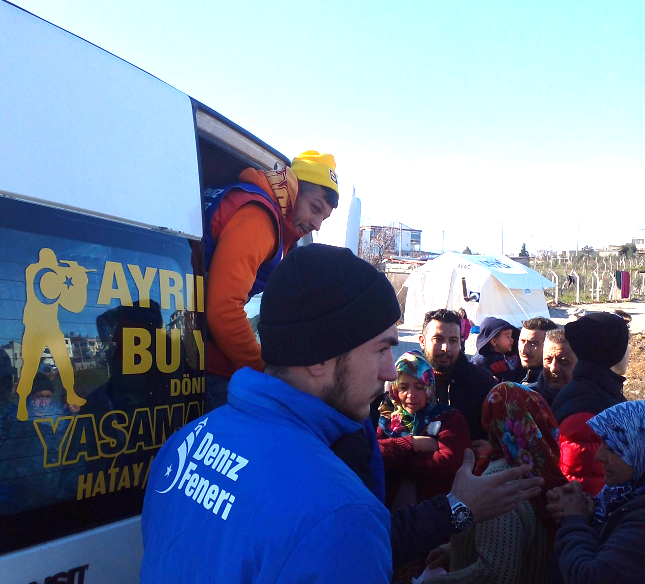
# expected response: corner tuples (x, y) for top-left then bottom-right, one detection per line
(0, 2), (290, 581)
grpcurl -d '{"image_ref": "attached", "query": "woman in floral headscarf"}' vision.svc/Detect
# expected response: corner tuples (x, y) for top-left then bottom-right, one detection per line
(547, 400), (645, 584)
(377, 350), (470, 510)
(425, 382), (567, 584)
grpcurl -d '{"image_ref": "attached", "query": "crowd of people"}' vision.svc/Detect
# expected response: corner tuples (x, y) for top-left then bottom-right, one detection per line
(138, 152), (644, 583)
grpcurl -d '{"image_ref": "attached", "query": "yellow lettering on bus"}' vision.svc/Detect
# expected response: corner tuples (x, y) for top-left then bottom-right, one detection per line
(63, 414), (102, 465)
(77, 473), (93, 500)
(124, 408), (155, 453)
(33, 416), (74, 468)
(186, 273), (195, 311)
(153, 404), (185, 444)
(92, 471), (107, 497)
(128, 264), (157, 308)
(156, 328), (181, 373)
(98, 410), (129, 457)
(193, 330), (205, 370)
(117, 466), (131, 491)
(108, 467), (120, 491)
(97, 261), (133, 306)
(196, 275), (204, 313)
(159, 269), (184, 311)
(123, 327), (153, 374)
(132, 462), (144, 487)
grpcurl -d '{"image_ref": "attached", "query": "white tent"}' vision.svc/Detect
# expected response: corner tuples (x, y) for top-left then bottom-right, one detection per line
(403, 253), (555, 328)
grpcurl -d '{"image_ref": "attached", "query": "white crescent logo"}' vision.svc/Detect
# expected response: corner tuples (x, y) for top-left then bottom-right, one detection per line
(156, 418), (208, 494)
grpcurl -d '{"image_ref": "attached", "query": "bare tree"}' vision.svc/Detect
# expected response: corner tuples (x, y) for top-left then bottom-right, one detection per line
(358, 226), (398, 270)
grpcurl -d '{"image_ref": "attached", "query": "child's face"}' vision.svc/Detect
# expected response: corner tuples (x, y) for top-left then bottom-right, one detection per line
(491, 329), (514, 354)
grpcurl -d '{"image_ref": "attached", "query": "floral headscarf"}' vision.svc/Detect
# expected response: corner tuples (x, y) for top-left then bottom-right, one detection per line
(482, 382), (567, 533)
(588, 400), (645, 523)
(378, 351), (451, 437)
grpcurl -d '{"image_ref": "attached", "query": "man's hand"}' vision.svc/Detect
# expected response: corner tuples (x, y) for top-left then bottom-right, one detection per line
(426, 546), (450, 570)
(449, 449), (544, 523)
(547, 481), (593, 524)
(471, 439), (492, 459)
(412, 436), (439, 452)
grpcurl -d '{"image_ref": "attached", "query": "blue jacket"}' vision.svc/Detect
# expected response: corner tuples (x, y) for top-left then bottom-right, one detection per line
(140, 368), (392, 583)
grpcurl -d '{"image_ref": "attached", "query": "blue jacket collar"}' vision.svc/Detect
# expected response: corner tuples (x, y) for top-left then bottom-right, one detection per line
(227, 367), (362, 447)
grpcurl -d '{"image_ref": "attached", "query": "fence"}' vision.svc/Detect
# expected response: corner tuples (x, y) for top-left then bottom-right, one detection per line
(533, 256), (645, 304)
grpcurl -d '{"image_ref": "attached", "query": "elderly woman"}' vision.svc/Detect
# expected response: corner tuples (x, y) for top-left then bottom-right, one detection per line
(426, 382), (567, 584)
(547, 400), (645, 584)
(377, 350), (470, 510)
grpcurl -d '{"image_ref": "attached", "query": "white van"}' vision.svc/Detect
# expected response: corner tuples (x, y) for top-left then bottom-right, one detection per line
(0, 2), (289, 582)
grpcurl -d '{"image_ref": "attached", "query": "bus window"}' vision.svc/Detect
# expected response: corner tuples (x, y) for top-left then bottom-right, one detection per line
(0, 196), (205, 554)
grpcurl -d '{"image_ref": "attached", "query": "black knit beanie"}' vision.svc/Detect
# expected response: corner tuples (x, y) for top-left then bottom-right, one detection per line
(258, 244), (401, 366)
(564, 312), (629, 368)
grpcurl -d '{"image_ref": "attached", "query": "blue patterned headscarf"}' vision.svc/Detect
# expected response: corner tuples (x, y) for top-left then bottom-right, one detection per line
(588, 400), (645, 522)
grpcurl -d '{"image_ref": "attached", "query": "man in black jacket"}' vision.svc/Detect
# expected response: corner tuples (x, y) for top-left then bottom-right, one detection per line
(419, 309), (496, 440)
(527, 329), (578, 405)
(518, 316), (558, 384)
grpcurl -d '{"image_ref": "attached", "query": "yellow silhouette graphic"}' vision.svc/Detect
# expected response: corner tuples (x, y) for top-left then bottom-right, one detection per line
(16, 248), (94, 421)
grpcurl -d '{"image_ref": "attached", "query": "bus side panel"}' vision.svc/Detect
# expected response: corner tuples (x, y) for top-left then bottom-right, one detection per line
(2, 518), (142, 584)
(0, 197), (205, 580)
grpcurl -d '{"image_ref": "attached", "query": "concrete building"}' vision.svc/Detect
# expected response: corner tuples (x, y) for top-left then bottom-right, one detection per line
(65, 337), (74, 358)
(598, 245), (622, 258)
(360, 223), (422, 256)
(68, 335), (102, 369)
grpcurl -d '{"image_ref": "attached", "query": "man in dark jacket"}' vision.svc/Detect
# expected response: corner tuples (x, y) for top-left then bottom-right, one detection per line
(419, 309), (496, 440)
(518, 316), (558, 384)
(551, 312), (630, 495)
(527, 329), (578, 405)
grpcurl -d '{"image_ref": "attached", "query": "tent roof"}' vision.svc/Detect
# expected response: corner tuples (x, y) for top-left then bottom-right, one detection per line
(415, 252), (554, 290)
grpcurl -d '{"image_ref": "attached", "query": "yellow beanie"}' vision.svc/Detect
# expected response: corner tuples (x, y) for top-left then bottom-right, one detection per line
(291, 150), (339, 195)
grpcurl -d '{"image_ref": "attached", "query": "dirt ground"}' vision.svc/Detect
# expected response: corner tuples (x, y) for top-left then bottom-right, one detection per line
(397, 300), (645, 400)
(624, 333), (645, 400)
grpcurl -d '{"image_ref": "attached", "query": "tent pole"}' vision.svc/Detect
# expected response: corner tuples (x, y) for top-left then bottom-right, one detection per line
(507, 288), (531, 322)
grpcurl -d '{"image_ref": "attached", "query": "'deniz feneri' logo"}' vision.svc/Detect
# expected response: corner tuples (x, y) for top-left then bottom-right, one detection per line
(156, 418), (249, 521)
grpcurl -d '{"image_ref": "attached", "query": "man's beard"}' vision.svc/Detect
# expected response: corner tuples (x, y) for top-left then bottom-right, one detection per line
(425, 351), (456, 373)
(320, 354), (381, 422)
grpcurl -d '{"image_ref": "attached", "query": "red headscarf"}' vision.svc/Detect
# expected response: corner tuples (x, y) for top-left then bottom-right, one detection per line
(481, 382), (567, 536)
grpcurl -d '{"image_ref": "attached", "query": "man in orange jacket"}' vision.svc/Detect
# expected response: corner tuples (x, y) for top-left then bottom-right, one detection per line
(204, 151), (339, 409)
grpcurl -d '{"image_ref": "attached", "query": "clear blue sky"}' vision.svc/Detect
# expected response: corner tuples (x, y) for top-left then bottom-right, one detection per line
(14, 0), (645, 255)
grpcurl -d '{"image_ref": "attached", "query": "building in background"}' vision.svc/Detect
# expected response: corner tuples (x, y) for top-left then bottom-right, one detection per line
(598, 245), (624, 258)
(359, 223), (422, 256)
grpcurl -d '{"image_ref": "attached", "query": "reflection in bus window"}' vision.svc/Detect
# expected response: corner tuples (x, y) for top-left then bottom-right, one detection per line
(0, 197), (205, 553)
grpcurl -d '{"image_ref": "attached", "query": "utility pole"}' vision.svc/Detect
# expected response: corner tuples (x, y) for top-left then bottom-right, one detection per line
(576, 221), (579, 256)
(399, 221), (403, 256)
(501, 221), (504, 255)
(442, 231), (445, 254)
